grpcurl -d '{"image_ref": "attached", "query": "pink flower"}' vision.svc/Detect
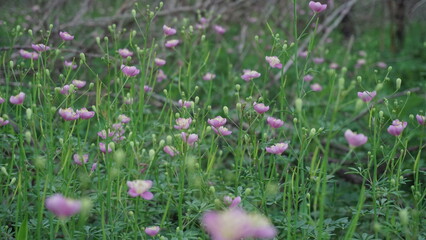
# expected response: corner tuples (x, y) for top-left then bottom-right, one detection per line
(154, 58), (166, 66)
(144, 85), (153, 92)
(77, 108), (95, 119)
(224, 196), (241, 208)
(358, 50), (367, 57)
(174, 117), (192, 130)
(157, 69), (167, 82)
(241, 70), (261, 82)
(355, 59), (366, 68)
(19, 49), (39, 60)
(45, 194), (81, 218)
(178, 99), (193, 108)
(72, 80), (86, 89)
(60, 85), (72, 95)
(0, 97), (4, 104)
(163, 25), (177, 36)
(298, 51), (308, 58)
(203, 72), (216, 81)
(357, 91), (376, 102)
(163, 145), (179, 157)
(213, 25), (226, 34)
(266, 142), (288, 155)
(416, 114), (425, 125)
(303, 74), (314, 82)
(0, 117), (10, 127)
(118, 48), (134, 58)
(265, 56), (282, 69)
(329, 63), (339, 69)
(195, 17), (209, 29)
(118, 114), (131, 123)
(313, 57), (324, 64)
(181, 132), (198, 146)
(309, 1), (327, 13)
(165, 39), (179, 48)
(376, 62), (387, 69)
(64, 60), (77, 69)
(387, 120), (407, 136)
(91, 163), (98, 172)
(253, 102), (269, 114)
(121, 65), (140, 77)
(202, 208), (277, 240)
(310, 83), (323, 92)
(99, 142), (113, 153)
(212, 126), (232, 136)
(59, 108), (80, 121)
(73, 153), (89, 165)
(9, 92), (25, 105)
(127, 180), (154, 200)
(145, 226), (160, 236)
(59, 31), (74, 41)
(344, 130), (368, 147)
(31, 43), (51, 52)
(208, 116), (227, 128)
(267, 117), (284, 128)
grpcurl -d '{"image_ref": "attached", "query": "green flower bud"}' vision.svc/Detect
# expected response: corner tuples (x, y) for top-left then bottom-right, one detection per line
(396, 78), (401, 89)
(295, 98), (303, 113)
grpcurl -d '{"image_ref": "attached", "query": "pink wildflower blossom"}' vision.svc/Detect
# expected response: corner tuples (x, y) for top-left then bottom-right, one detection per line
(344, 130), (368, 147)
(58, 108), (79, 121)
(60, 85), (72, 95)
(118, 114), (131, 124)
(77, 108), (95, 119)
(212, 126), (232, 136)
(144, 85), (153, 92)
(416, 114), (425, 125)
(310, 83), (323, 92)
(376, 62), (387, 69)
(31, 43), (50, 52)
(19, 49), (39, 60)
(387, 120), (407, 136)
(178, 99), (193, 108)
(208, 116), (227, 128)
(223, 196), (241, 208)
(174, 118), (192, 130)
(157, 69), (167, 82)
(165, 39), (179, 48)
(64, 60), (77, 69)
(0, 117), (10, 127)
(265, 142), (288, 155)
(154, 58), (166, 66)
(72, 80), (86, 89)
(303, 74), (314, 82)
(45, 194), (81, 218)
(59, 31), (74, 41)
(253, 102), (269, 114)
(267, 117), (284, 128)
(309, 1), (327, 13)
(265, 56), (282, 69)
(299, 51), (308, 58)
(203, 72), (216, 81)
(357, 91), (376, 102)
(163, 25), (177, 36)
(121, 65), (140, 77)
(181, 132), (198, 146)
(313, 57), (324, 64)
(213, 25), (226, 34)
(241, 70), (261, 82)
(127, 180), (154, 200)
(118, 48), (134, 58)
(163, 145), (179, 157)
(0, 97), (4, 104)
(73, 153), (89, 165)
(99, 142), (113, 153)
(9, 92), (25, 105)
(145, 226), (160, 236)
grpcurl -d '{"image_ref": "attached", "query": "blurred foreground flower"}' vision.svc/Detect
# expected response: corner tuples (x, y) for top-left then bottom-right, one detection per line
(45, 194), (81, 218)
(202, 208), (277, 240)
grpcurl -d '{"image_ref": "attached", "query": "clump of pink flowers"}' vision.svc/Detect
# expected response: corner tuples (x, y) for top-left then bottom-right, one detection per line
(174, 117), (192, 130)
(344, 130), (368, 148)
(127, 180), (154, 200)
(241, 70), (261, 82)
(202, 208), (277, 240)
(266, 142), (288, 155)
(357, 91), (376, 102)
(265, 56), (282, 69)
(73, 153), (89, 165)
(387, 119), (407, 136)
(45, 194), (81, 218)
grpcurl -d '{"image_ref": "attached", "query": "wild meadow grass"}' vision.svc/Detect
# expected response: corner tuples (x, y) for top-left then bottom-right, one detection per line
(0, 1), (425, 239)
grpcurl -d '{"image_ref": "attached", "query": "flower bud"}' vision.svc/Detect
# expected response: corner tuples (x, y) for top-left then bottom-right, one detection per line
(399, 209), (409, 225)
(79, 53), (86, 62)
(25, 131), (31, 144)
(209, 186), (215, 194)
(131, 9), (136, 17)
(223, 106), (229, 116)
(149, 149), (155, 161)
(396, 78), (401, 90)
(26, 108), (33, 120)
(9, 61), (14, 69)
(295, 98), (303, 113)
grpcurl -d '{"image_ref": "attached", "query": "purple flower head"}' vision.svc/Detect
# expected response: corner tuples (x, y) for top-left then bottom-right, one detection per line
(59, 31), (74, 41)
(0, 97), (4, 104)
(72, 80), (86, 89)
(154, 58), (166, 66)
(73, 153), (89, 165)
(121, 65), (140, 77)
(208, 116), (227, 128)
(310, 83), (323, 92)
(241, 70), (261, 82)
(266, 142), (288, 155)
(127, 180), (154, 200)
(267, 117), (284, 128)
(309, 1), (327, 13)
(357, 91), (376, 102)
(213, 25), (226, 34)
(19, 49), (39, 60)
(253, 102), (269, 114)
(265, 56), (282, 69)
(145, 226), (160, 236)
(163, 145), (179, 157)
(212, 126), (232, 136)
(174, 117), (192, 130)
(203, 72), (216, 81)
(344, 130), (368, 148)
(31, 43), (51, 52)
(163, 25), (177, 36)
(181, 132), (199, 146)
(387, 119), (407, 136)
(303, 74), (314, 82)
(416, 114), (425, 125)
(165, 39), (179, 48)
(10, 92), (25, 105)
(118, 48), (133, 58)
(91, 163), (98, 172)
(58, 108), (79, 121)
(0, 117), (10, 127)
(157, 69), (167, 82)
(99, 142), (113, 153)
(64, 60), (77, 69)
(45, 194), (81, 218)
(77, 108), (95, 119)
